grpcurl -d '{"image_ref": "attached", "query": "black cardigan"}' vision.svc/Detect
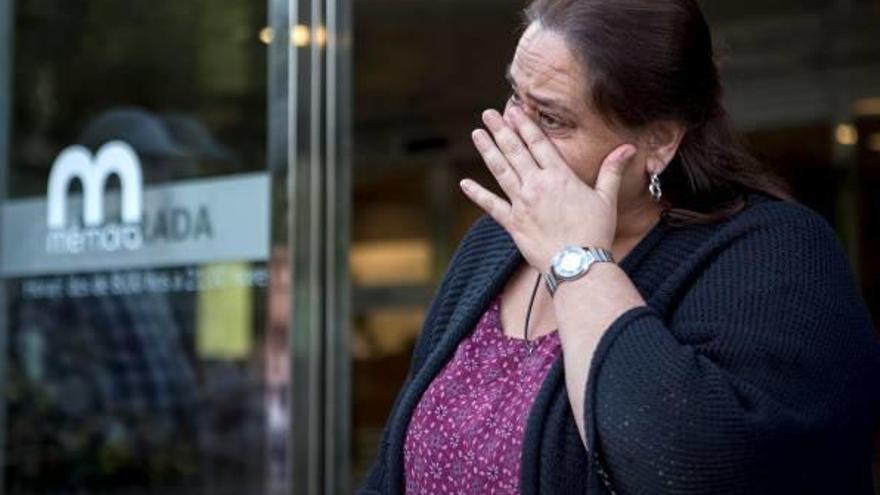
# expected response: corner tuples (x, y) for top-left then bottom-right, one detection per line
(357, 193), (880, 494)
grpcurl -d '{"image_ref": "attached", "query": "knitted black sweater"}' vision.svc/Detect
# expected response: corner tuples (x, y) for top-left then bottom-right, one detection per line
(358, 193), (880, 494)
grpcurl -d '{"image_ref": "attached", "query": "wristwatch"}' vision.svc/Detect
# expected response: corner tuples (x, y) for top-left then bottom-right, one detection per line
(544, 245), (614, 297)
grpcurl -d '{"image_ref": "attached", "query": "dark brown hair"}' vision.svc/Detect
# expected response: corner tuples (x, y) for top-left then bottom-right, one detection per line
(524, 0), (792, 225)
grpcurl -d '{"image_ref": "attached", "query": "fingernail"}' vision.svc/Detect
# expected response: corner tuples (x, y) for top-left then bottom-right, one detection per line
(509, 106), (523, 122)
(482, 110), (503, 132)
(620, 146), (636, 161)
(472, 130), (490, 151)
(459, 179), (473, 192)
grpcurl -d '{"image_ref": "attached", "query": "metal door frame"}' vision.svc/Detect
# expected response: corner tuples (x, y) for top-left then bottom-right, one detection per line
(270, 0), (352, 492)
(0, 0), (13, 490)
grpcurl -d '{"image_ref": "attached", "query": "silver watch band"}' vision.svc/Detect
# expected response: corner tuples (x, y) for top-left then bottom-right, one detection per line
(544, 246), (614, 297)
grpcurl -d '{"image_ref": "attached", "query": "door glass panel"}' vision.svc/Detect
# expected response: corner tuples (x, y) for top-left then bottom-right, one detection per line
(0, 1), (286, 493)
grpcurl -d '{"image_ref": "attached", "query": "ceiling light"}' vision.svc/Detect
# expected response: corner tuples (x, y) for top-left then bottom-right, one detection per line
(835, 123), (858, 146)
(259, 27), (274, 45)
(292, 25), (310, 47)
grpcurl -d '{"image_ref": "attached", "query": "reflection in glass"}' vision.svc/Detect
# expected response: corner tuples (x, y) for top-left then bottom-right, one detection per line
(2, 1), (278, 493)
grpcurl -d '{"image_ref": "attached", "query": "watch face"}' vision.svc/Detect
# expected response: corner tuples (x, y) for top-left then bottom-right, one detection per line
(553, 246), (593, 278)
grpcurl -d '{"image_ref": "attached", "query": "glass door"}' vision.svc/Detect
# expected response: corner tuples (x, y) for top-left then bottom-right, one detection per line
(0, 0), (351, 493)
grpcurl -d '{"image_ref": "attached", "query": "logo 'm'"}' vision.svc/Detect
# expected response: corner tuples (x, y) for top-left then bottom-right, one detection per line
(47, 141), (143, 229)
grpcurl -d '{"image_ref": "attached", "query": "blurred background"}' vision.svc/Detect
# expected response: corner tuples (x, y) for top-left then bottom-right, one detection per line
(0, 0), (877, 493)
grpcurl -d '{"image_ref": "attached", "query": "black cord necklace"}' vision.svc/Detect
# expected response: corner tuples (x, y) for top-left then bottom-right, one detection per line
(522, 272), (543, 355)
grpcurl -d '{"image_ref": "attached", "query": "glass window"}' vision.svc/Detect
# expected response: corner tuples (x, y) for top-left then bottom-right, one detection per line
(0, 2), (282, 493)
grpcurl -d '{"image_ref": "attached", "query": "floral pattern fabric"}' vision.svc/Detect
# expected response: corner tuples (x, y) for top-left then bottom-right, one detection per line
(404, 295), (561, 494)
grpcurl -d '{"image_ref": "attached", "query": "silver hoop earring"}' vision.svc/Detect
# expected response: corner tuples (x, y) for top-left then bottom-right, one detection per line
(649, 173), (662, 202)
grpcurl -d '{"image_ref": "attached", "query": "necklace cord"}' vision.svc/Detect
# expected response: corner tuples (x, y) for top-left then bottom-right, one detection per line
(523, 272), (543, 353)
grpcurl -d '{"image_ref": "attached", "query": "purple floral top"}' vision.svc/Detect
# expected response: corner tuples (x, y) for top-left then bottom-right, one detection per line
(403, 294), (562, 494)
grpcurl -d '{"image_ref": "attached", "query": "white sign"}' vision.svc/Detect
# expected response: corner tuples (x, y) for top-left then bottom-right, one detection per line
(47, 141), (142, 229)
(1, 141), (270, 277)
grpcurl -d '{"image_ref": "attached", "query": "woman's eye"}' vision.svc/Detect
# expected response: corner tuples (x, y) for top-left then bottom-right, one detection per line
(539, 113), (562, 130)
(505, 93), (565, 131)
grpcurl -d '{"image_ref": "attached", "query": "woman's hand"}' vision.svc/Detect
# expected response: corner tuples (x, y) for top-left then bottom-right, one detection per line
(460, 106), (637, 272)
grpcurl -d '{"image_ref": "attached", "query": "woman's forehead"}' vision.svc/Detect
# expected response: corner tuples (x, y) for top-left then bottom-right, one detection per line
(509, 25), (586, 109)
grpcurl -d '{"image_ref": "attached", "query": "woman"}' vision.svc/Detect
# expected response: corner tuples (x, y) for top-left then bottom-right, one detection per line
(358, 0), (880, 493)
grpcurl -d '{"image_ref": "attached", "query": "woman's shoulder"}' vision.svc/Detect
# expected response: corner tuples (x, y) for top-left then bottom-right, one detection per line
(679, 191), (864, 308)
(718, 191), (847, 260)
(737, 191), (836, 230)
(644, 191), (860, 311)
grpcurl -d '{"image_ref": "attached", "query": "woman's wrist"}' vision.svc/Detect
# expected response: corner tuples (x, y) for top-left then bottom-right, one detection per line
(550, 262), (645, 333)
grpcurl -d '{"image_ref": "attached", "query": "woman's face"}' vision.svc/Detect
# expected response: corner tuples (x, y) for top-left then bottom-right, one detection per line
(503, 22), (649, 208)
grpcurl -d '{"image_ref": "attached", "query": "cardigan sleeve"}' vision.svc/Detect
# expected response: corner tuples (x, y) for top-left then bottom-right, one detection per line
(583, 202), (880, 494)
